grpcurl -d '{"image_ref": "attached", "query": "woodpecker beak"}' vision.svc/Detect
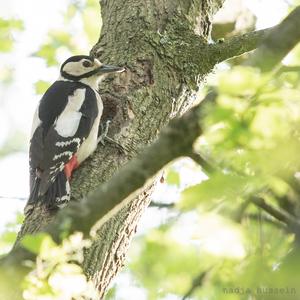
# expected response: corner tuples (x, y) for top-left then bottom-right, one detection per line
(97, 64), (125, 74)
(94, 59), (125, 74)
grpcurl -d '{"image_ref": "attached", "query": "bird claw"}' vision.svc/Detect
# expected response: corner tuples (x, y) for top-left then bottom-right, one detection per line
(97, 120), (126, 154)
(97, 120), (111, 145)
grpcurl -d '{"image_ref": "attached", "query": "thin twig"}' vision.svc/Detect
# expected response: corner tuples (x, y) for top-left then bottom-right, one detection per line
(182, 268), (211, 300)
(249, 6), (300, 71)
(149, 201), (175, 208)
(188, 152), (215, 175)
(231, 199), (251, 222)
(207, 27), (273, 64)
(276, 65), (300, 74)
(0, 196), (27, 201)
(244, 213), (288, 231)
(251, 197), (300, 233)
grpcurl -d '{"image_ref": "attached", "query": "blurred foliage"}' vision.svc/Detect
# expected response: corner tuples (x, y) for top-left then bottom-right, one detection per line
(165, 168), (181, 187)
(1, 1), (300, 300)
(130, 230), (204, 299)
(33, 0), (101, 67)
(212, 0), (256, 41)
(0, 65), (14, 84)
(22, 233), (97, 300)
(179, 173), (262, 210)
(0, 212), (23, 256)
(119, 42), (300, 300)
(0, 17), (24, 52)
(0, 130), (27, 158)
(34, 80), (52, 95)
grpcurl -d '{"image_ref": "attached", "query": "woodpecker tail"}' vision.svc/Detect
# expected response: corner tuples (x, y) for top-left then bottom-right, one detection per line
(24, 171), (70, 216)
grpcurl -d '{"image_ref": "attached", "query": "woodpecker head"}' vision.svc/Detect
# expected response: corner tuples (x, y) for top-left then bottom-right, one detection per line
(60, 55), (124, 83)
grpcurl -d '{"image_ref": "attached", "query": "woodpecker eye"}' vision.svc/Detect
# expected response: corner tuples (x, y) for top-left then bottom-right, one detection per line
(82, 60), (92, 68)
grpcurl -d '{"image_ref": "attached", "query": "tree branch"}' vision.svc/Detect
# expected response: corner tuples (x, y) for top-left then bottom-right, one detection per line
(249, 6), (300, 71)
(182, 268), (211, 300)
(207, 27), (273, 63)
(206, 6), (300, 68)
(251, 197), (300, 233)
(244, 213), (288, 231)
(149, 201), (175, 209)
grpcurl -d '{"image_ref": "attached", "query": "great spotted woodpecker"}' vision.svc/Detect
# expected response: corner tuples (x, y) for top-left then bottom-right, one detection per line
(25, 55), (124, 215)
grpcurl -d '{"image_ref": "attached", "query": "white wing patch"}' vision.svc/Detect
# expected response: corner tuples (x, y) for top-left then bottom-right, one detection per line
(55, 88), (86, 137)
(76, 92), (103, 164)
(31, 107), (41, 138)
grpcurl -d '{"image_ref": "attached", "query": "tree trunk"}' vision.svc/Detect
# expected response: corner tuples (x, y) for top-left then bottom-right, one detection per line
(16, 0), (224, 298)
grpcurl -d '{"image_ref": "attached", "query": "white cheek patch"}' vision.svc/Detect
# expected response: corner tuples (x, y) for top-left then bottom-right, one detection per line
(55, 88), (86, 137)
(63, 61), (94, 76)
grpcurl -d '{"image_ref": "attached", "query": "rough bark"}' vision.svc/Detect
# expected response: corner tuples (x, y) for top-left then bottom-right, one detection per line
(14, 0), (224, 298)
(4, 2), (300, 299)
(80, 1), (224, 296)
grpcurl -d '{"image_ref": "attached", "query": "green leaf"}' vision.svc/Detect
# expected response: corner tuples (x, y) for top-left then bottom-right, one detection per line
(218, 66), (262, 97)
(0, 231), (17, 244)
(34, 80), (51, 95)
(33, 44), (58, 66)
(0, 39), (14, 53)
(0, 231), (17, 255)
(0, 18), (24, 52)
(129, 229), (204, 298)
(49, 31), (71, 47)
(179, 173), (263, 210)
(166, 169), (180, 186)
(21, 233), (56, 254)
(83, 7), (102, 44)
(64, 4), (78, 21)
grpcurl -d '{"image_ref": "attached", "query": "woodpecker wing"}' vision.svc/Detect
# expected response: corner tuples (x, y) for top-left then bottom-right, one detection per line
(29, 80), (99, 195)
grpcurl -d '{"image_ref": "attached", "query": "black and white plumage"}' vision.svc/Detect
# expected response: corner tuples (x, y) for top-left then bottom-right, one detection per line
(25, 55), (124, 215)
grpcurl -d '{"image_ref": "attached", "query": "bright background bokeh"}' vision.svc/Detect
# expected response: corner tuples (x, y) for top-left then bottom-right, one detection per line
(1, 0), (299, 299)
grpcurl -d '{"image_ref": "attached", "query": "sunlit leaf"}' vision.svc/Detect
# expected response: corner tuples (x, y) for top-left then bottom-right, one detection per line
(64, 4), (78, 21)
(0, 18), (24, 52)
(21, 233), (56, 255)
(33, 44), (58, 66)
(34, 80), (51, 95)
(179, 173), (263, 210)
(129, 229), (205, 299)
(218, 66), (262, 97)
(166, 169), (180, 186)
(83, 5), (102, 44)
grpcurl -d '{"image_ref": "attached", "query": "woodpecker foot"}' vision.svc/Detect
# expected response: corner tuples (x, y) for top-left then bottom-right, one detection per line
(97, 120), (126, 154)
(97, 120), (111, 145)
